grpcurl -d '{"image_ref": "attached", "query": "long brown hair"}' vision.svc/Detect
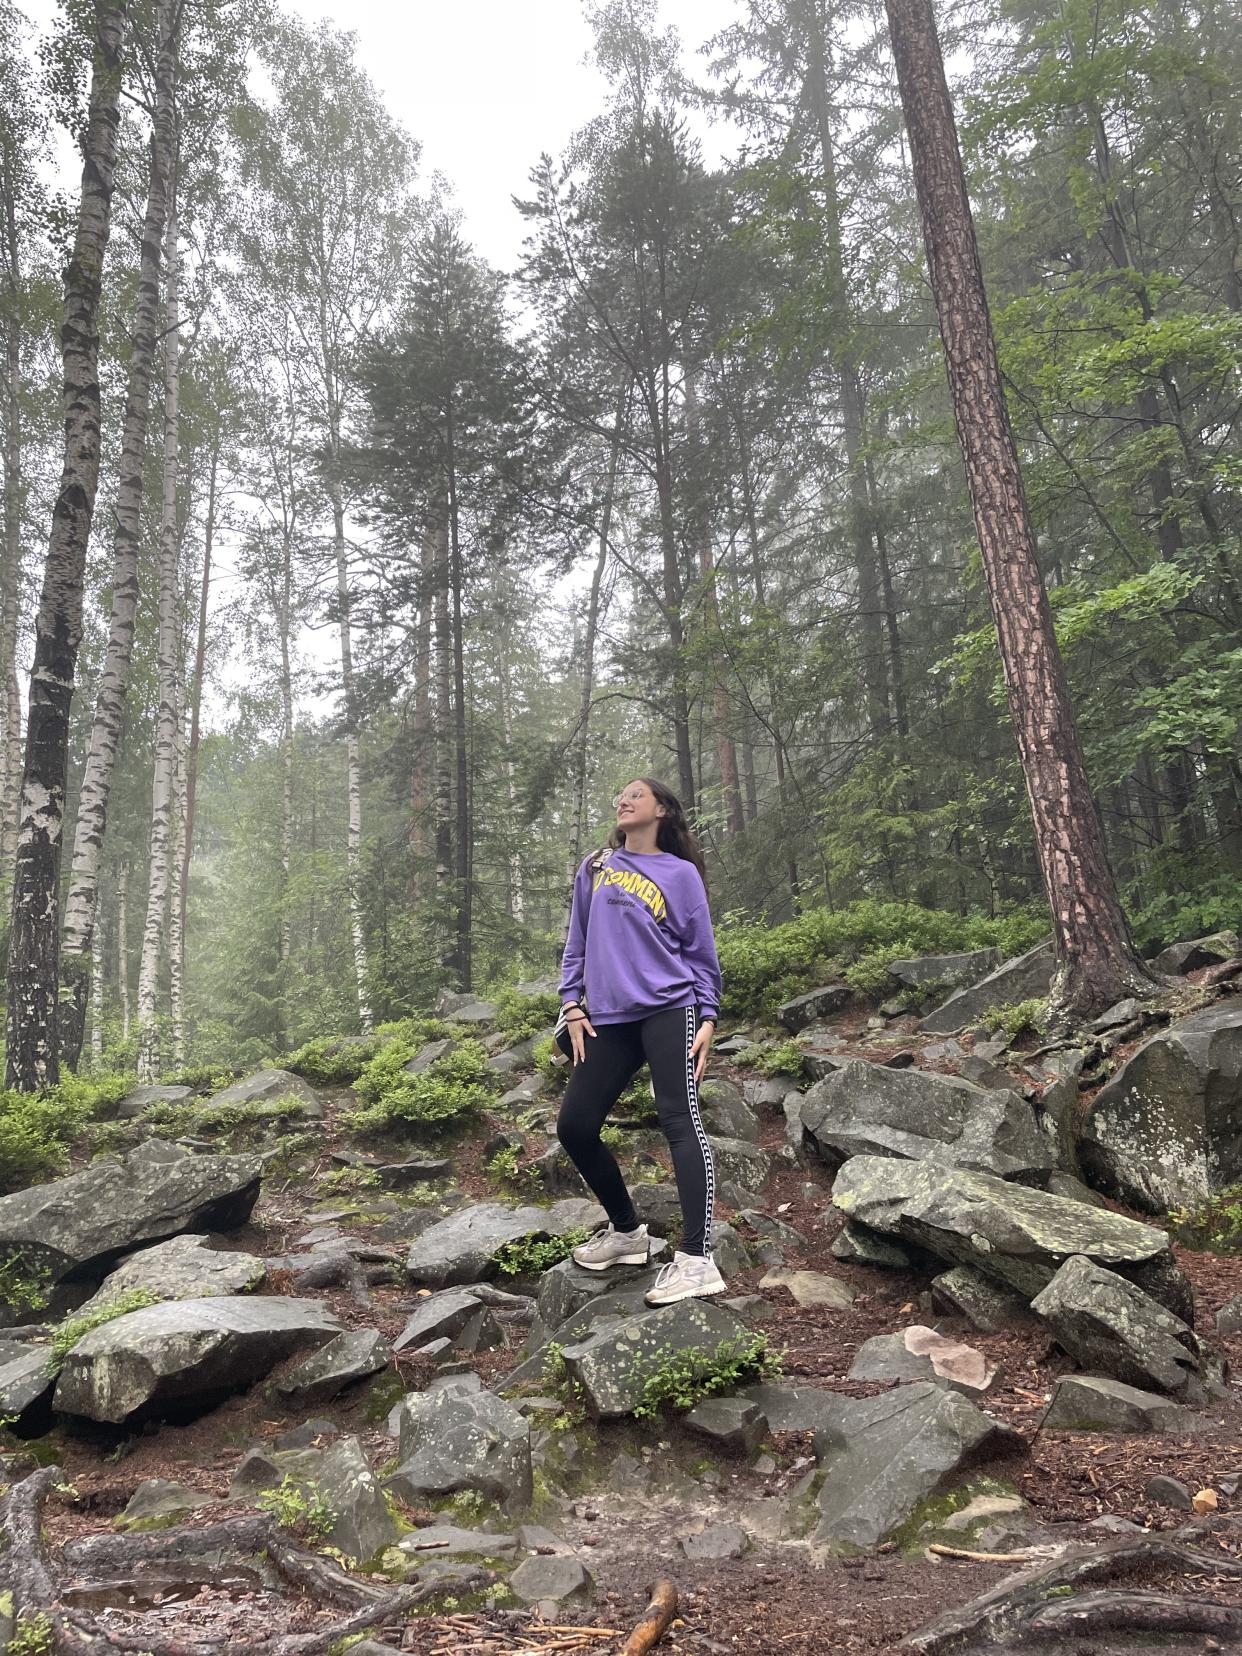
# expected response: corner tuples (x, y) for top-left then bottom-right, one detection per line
(600, 777), (710, 898)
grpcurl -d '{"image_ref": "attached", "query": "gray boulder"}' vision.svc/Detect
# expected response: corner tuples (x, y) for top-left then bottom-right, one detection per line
(832, 1155), (1190, 1320)
(209, 1067), (324, 1119)
(778, 985), (851, 1032)
(0, 1346), (54, 1431)
(508, 1554), (592, 1605)
(560, 1299), (750, 1419)
(697, 1081), (760, 1143)
(393, 1288), (503, 1354)
(116, 1083), (193, 1120)
(680, 1522), (750, 1560)
(1153, 931), (1239, 976)
(709, 1136), (772, 1192)
(736, 1381), (850, 1436)
(504, 1277), (666, 1389)
(76, 1234), (265, 1316)
(388, 1386), (532, 1511)
(929, 1266), (1032, 1334)
(887, 950), (1002, 990)
(683, 1395), (767, 1454)
(120, 1479), (217, 1527)
(796, 1060), (1052, 1184)
(0, 1145), (262, 1321)
(396, 1524), (517, 1560)
(406, 1199), (602, 1287)
(305, 1434), (399, 1564)
(918, 938), (1054, 1034)
(1217, 1293), (1242, 1336)
(53, 1295), (341, 1423)
(1030, 1255), (1221, 1400)
(831, 1220), (912, 1270)
(1039, 1374), (1208, 1434)
(1079, 1002), (1242, 1211)
(274, 1328), (392, 1406)
(847, 1326), (995, 1395)
(812, 1381), (1021, 1548)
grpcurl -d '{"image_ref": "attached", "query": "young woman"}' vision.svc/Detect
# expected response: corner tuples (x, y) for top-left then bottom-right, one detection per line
(556, 777), (725, 1305)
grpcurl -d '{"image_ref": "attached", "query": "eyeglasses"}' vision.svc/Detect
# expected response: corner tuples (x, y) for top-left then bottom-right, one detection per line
(612, 787), (647, 809)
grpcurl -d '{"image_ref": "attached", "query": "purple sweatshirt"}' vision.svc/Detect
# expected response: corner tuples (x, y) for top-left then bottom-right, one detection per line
(557, 847), (722, 1024)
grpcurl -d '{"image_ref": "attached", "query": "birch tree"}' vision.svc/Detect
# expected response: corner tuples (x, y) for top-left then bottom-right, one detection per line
(5, 0), (129, 1091)
(59, 0), (182, 1070)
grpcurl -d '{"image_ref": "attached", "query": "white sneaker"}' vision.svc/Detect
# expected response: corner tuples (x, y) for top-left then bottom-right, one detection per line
(571, 1222), (651, 1272)
(643, 1249), (727, 1305)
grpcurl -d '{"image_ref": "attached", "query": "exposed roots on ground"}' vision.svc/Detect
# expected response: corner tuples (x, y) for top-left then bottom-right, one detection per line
(903, 1532), (1242, 1651)
(3, 1466), (488, 1655)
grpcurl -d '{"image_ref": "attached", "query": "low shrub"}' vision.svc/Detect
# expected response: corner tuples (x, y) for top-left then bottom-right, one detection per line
(491, 1227), (592, 1276)
(345, 1037), (494, 1134)
(280, 1035), (382, 1085)
(630, 1332), (782, 1419)
(979, 997), (1049, 1039)
(491, 987), (562, 1044)
(1168, 1187), (1242, 1251)
(256, 1474), (335, 1541)
(0, 1071), (135, 1194)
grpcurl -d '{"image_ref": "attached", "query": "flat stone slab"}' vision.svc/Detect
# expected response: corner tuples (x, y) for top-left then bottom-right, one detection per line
(797, 1060), (1053, 1184)
(77, 1235), (265, 1316)
(831, 1155), (1190, 1320)
(560, 1299), (751, 1419)
(887, 950), (1002, 991)
(394, 1288), (503, 1354)
(0, 1145), (263, 1318)
(208, 1068), (324, 1119)
(1039, 1374), (1209, 1434)
(120, 1479), (218, 1527)
(759, 1269), (856, 1310)
(847, 1326), (995, 1394)
(812, 1380), (1022, 1549)
(406, 1199), (603, 1287)
(930, 1266), (1033, 1334)
(683, 1395), (767, 1454)
(508, 1554), (592, 1604)
(680, 1521), (750, 1560)
(1030, 1256), (1220, 1400)
(918, 937), (1054, 1034)
(116, 1084), (193, 1121)
(397, 1524), (518, 1559)
(736, 1381), (850, 1436)
(388, 1386), (532, 1511)
(53, 1296), (341, 1423)
(274, 1328), (391, 1406)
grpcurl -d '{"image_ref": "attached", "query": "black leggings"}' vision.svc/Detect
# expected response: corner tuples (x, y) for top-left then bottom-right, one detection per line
(556, 1003), (716, 1257)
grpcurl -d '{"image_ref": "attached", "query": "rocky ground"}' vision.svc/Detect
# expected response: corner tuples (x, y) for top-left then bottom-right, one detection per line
(3, 940), (1242, 1654)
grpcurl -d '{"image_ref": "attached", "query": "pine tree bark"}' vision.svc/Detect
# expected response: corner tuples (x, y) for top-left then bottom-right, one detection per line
(407, 528), (434, 899)
(432, 518), (454, 973)
(883, 0), (1162, 1018)
(135, 201), (182, 1082)
(445, 427), (473, 991)
(4, 0), (129, 1090)
(59, 0), (180, 1070)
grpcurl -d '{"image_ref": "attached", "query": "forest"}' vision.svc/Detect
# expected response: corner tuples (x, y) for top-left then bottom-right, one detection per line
(2, 0), (1239, 1092)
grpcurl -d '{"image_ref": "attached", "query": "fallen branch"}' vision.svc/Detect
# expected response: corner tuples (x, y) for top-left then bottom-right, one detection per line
(1021, 1589), (1242, 1641)
(621, 1579), (679, 1655)
(926, 1543), (1036, 1564)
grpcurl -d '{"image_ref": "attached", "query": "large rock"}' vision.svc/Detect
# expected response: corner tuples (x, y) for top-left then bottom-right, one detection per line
(116, 1083), (193, 1121)
(812, 1381), (1021, 1549)
(0, 1346), (54, 1432)
(709, 1136), (772, 1192)
(1079, 1002), (1242, 1212)
(887, 950), (1002, 990)
(234, 1434), (397, 1564)
(832, 1155), (1191, 1320)
(796, 1061), (1052, 1184)
(406, 1199), (602, 1287)
(1153, 932), (1239, 976)
(388, 1386), (532, 1511)
(1030, 1256), (1221, 1401)
(559, 1299), (751, 1419)
(274, 1329), (392, 1406)
(846, 1327), (994, 1395)
(1039, 1374), (1208, 1434)
(778, 985), (851, 1032)
(0, 1145), (263, 1320)
(930, 1266), (1032, 1334)
(393, 1288), (503, 1354)
(53, 1295), (341, 1423)
(208, 1067), (324, 1119)
(76, 1234), (265, 1316)
(918, 938), (1054, 1034)
(697, 1081), (760, 1143)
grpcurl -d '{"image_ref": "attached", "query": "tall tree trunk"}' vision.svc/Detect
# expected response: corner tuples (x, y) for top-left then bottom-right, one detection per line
(495, 606), (524, 923)
(136, 200), (181, 1082)
(432, 518), (454, 973)
(883, 0), (1161, 1019)
(168, 677), (186, 1067)
(276, 532), (294, 975)
(0, 128), (22, 893)
(89, 900), (104, 1068)
(5, 1), (129, 1091)
(408, 528), (434, 899)
(59, 0), (180, 1070)
(181, 436), (215, 939)
(116, 855), (130, 1041)
(686, 369), (743, 838)
(331, 482), (371, 1029)
(445, 415), (472, 990)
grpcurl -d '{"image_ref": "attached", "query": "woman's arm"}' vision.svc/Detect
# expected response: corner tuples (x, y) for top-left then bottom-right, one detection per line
(679, 896), (722, 1024)
(557, 857), (593, 1007)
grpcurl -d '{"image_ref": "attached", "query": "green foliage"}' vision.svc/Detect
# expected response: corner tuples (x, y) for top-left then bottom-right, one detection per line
(345, 1036), (494, 1134)
(979, 998), (1049, 1038)
(47, 1290), (162, 1375)
(140, 1094), (309, 1145)
(716, 900), (1047, 1022)
(0, 1250), (53, 1315)
(8, 1613), (54, 1655)
(490, 987), (562, 1043)
(256, 1474), (335, 1541)
(0, 1072), (134, 1193)
(1167, 1187), (1242, 1251)
(630, 1333), (782, 1420)
(485, 1144), (539, 1191)
(491, 1228), (592, 1276)
(317, 1164), (382, 1194)
(158, 1063), (237, 1096)
(731, 1040), (807, 1078)
(282, 1035), (383, 1085)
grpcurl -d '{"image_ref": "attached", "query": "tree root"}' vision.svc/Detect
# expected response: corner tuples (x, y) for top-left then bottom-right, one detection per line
(3, 1465), (484, 1654)
(1020, 1589), (1242, 1642)
(903, 1534), (1242, 1652)
(621, 1578), (679, 1654)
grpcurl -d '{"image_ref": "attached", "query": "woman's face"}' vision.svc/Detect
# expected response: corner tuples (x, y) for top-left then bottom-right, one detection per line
(613, 780), (664, 833)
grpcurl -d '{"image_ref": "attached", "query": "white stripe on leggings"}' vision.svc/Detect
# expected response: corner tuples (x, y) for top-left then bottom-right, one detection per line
(683, 1005), (715, 1255)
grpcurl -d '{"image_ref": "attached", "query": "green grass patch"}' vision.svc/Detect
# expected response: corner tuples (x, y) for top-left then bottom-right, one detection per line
(47, 1289), (162, 1376)
(1168, 1186), (1242, 1251)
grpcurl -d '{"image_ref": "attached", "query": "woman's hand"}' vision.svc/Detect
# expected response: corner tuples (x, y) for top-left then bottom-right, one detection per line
(690, 1018), (715, 1083)
(566, 1007), (595, 1066)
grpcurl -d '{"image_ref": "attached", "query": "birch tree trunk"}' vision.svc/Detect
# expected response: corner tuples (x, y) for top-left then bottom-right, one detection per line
(331, 482), (371, 1028)
(0, 131), (22, 892)
(168, 678), (186, 1067)
(116, 856), (130, 1040)
(136, 201), (182, 1082)
(181, 438), (215, 939)
(60, 0), (180, 1070)
(4, 1), (129, 1091)
(89, 905), (103, 1068)
(883, 0), (1162, 1018)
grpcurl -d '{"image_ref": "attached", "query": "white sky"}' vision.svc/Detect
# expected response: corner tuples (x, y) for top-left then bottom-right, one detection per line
(252, 0), (736, 271)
